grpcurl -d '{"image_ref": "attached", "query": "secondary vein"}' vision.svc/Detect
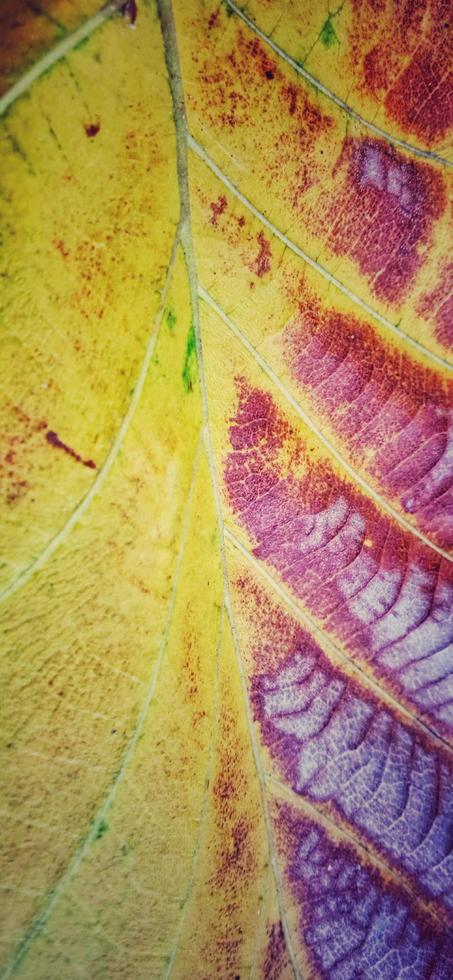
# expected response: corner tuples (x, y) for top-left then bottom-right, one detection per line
(0, 1), (124, 118)
(224, 0), (452, 169)
(224, 526), (452, 754)
(0, 432), (204, 979)
(0, 227), (180, 605)
(199, 285), (452, 564)
(189, 134), (453, 374)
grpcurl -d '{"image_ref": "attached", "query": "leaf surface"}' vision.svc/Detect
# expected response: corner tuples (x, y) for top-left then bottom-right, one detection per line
(0, 1), (452, 977)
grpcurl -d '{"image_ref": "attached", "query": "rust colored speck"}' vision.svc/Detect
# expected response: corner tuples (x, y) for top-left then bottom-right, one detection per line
(84, 122), (100, 138)
(210, 194), (227, 225)
(282, 82), (298, 116)
(46, 430), (96, 470)
(252, 231), (271, 277)
(54, 239), (69, 258)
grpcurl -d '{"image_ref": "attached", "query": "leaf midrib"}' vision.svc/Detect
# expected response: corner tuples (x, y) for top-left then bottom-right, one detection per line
(2, 0), (450, 377)
(0, 7), (449, 606)
(157, 1), (302, 974)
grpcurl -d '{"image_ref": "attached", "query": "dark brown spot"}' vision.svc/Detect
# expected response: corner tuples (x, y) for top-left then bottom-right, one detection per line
(45, 430), (96, 470)
(84, 122), (100, 138)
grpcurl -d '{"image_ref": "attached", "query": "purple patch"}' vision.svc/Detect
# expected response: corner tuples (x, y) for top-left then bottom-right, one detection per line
(253, 643), (453, 911)
(279, 807), (453, 978)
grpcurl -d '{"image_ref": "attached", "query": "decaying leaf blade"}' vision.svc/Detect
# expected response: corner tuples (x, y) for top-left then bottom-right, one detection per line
(1, 0), (452, 977)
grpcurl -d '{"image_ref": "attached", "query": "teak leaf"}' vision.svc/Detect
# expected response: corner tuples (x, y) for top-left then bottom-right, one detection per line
(0, 1), (452, 977)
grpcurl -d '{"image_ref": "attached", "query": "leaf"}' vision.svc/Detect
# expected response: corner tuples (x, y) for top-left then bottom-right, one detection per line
(0, 1), (452, 978)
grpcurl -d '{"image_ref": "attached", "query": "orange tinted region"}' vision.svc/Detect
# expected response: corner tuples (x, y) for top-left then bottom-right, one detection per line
(352, 0), (453, 146)
(315, 136), (445, 304)
(0, 0), (102, 95)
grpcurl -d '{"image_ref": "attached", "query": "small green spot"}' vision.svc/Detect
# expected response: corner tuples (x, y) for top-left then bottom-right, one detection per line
(221, 0), (234, 17)
(94, 818), (109, 840)
(182, 323), (197, 392)
(320, 15), (338, 48)
(73, 36), (91, 54)
(166, 308), (176, 332)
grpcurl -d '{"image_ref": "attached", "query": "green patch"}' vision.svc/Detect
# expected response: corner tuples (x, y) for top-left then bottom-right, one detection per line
(94, 818), (109, 840)
(73, 36), (91, 54)
(320, 15), (338, 47)
(182, 323), (197, 392)
(166, 308), (176, 332)
(220, 0), (234, 17)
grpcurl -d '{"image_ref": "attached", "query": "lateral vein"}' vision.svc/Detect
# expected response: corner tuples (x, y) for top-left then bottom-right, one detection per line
(189, 135), (452, 373)
(199, 285), (452, 563)
(0, 1), (124, 118)
(224, 0), (452, 168)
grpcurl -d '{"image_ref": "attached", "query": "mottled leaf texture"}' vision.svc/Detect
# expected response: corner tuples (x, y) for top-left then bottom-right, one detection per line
(0, 1), (452, 978)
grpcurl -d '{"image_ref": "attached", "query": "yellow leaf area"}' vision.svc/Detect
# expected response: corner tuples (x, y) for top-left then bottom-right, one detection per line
(0, 1), (175, 591)
(1, 0), (452, 979)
